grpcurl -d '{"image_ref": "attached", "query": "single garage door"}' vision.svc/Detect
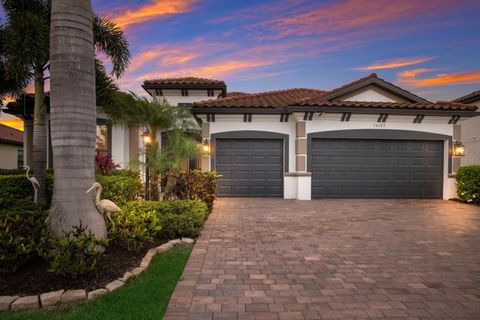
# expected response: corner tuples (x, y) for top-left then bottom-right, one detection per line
(311, 138), (443, 198)
(216, 138), (283, 197)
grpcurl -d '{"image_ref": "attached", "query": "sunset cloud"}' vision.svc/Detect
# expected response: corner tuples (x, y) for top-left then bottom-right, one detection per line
(128, 47), (198, 72)
(355, 57), (435, 71)
(397, 69), (480, 87)
(0, 118), (24, 131)
(109, 0), (195, 28)
(258, 0), (463, 39)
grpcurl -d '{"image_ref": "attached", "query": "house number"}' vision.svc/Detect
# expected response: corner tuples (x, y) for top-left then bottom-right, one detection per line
(373, 123), (386, 128)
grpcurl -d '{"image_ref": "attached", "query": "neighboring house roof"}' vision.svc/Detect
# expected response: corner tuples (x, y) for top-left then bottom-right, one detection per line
(453, 90), (480, 104)
(226, 92), (250, 97)
(0, 123), (23, 145)
(143, 77), (226, 89)
(193, 88), (327, 109)
(318, 73), (431, 103)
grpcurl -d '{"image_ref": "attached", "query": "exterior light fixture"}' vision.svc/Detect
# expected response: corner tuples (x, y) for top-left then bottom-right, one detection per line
(453, 141), (465, 157)
(202, 138), (210, 154)
(141, 130), (152, 146)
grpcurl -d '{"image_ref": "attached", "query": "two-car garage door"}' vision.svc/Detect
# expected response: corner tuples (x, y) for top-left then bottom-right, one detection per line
(311, 138), (444, 198)
(214, 136), (444, 199)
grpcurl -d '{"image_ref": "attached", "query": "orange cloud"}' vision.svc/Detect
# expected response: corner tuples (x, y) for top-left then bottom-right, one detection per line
(397, 69), (480, 87)
(0, 118), (24, 131)
(136, 59), (275, 81)
(260, 0), (461, 39)
(397, 68), (437, 79)
(110, 0), (195, 28)
(355, 57), (435, 71)
(128, 48), (198, 72)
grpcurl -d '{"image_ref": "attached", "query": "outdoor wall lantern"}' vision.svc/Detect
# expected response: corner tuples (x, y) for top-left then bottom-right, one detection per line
(453, 141), (465, 157)
(141, 130), (152, 146)
(202, 138), (210, 154)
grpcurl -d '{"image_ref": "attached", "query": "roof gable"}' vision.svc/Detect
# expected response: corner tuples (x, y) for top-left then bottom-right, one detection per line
(320, 73), (430, 104)
(453, 90), (480, 104)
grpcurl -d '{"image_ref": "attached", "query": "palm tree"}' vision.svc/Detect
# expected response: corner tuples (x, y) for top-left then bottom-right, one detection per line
(49, 0), (106, 238)
(108, 93), (199, 199)
(0, 0), (130, 206)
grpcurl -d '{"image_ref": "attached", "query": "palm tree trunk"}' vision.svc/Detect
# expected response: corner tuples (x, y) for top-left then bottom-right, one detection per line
(49, 0), (107, 239)
(33, 66), (47, 206)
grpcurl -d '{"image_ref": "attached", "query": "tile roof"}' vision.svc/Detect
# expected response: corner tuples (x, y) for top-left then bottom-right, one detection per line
(143, 77), (226, 86)
(0, 123), (23, 145)
(193, 88), (328, 108)
(297, 100), (478, 111)
(226, 92), (250, 97)
(453, 90), (480, 104)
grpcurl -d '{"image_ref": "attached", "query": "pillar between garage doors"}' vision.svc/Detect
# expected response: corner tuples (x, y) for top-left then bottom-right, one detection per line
(287, 119), (311, 200)
(296, 121), (307, 172)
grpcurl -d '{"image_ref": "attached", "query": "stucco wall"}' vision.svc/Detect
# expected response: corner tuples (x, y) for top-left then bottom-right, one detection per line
(340, 85), (409, 103)
(459, 99), (480, 165)
(0, 143), (20, 169)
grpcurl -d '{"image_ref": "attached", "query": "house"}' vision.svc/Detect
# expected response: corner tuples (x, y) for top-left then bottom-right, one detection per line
(186, 74), (478, 200)
(453, 90), (480, 166)
(0, 123), (23, 169)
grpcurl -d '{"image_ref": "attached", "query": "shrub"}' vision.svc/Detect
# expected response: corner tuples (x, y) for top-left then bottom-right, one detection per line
(456, 166), (480, 204)
(110, 203), (161, 252)
(0, 173), (54, 209)
(96, 170), (142, 205)
(95, 151), (120, 175)
(123, 200), (208, 240)
(48, 223), (108, 278)
(0, 199), (49, 274)
(161, 170), (218, 210)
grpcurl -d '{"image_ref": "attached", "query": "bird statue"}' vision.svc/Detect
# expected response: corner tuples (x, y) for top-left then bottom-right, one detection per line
(86, 182), (121, 226)
(24, 165), (40, 205)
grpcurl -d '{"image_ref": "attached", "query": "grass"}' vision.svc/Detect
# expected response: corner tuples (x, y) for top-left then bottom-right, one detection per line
(2, 244), (192, 320)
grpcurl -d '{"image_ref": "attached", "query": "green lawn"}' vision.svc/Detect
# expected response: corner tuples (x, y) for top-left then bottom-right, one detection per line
(2, 245), (192, 320)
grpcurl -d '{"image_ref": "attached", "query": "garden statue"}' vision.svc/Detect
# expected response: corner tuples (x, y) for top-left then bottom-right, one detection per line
(86, 182), (121, 226)
(24, 165), (40, 205)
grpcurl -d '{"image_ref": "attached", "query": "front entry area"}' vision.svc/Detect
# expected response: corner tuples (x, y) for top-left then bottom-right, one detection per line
(215, 138), (284, 197)
(311, 138), (444, 198)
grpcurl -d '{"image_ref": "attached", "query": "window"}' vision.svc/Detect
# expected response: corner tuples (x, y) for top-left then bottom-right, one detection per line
(96, 123), (109, 155)
(17, 148), (23, 169)
(181, 88), (189, 96)
(207, 89), (214, 97)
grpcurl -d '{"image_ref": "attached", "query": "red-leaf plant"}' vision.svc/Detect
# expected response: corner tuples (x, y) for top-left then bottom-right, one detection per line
(95, 150), (120, 175)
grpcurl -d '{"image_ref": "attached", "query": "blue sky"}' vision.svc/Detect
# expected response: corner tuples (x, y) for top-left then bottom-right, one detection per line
(3, 0), (480, 102)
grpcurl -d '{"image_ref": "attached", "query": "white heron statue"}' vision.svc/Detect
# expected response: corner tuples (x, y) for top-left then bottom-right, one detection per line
(24, 165), (40, 205)
(86, 182), (121, 226)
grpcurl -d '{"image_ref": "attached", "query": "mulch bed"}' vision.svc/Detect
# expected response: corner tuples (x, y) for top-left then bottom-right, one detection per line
(0, 240), (165, 296)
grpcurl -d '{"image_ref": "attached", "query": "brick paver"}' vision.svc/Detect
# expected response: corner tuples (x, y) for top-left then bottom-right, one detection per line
(164, 199), (480, 319)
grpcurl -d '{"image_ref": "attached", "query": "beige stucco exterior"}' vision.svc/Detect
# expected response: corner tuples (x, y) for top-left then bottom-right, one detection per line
(459, 98), (480, 166)
(0, 143), (20, 169)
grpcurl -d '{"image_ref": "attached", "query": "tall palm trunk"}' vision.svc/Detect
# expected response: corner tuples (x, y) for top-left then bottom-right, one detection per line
(33, 66), (47, 206)
(49, 0), (107, 238)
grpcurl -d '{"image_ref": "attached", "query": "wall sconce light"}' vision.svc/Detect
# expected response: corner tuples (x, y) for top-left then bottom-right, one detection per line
(453, 141), (465, 157)
(202, 138), (210, 154)
(141, 130), (152, 146)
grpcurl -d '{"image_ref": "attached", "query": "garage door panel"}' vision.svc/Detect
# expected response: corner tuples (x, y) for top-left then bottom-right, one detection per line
(311, 138), (443, 199)
(216, 138), (283, 197)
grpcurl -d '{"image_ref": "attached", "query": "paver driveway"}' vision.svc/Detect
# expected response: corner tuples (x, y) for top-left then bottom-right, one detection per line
(164, 199), (480, 320)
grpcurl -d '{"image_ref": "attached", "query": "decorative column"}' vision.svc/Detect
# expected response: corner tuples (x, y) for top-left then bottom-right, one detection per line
(295, 121), (307, 172)
(128, 126), (139, 167)
(201, 122), (211, 172)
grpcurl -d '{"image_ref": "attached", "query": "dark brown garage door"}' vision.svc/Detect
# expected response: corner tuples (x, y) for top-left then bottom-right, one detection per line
(311, 138), (443, 198)
(216, 139), (283, 197)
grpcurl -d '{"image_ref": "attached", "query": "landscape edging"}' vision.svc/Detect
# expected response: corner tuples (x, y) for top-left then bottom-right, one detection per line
(1, 238), (195, 312)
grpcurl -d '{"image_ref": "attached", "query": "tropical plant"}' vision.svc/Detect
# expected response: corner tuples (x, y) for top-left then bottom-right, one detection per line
(49, 0), (107, 239)
(95, 151), (120, 175)
(0, 0), (130, 205)
(108, 94), (199, 200)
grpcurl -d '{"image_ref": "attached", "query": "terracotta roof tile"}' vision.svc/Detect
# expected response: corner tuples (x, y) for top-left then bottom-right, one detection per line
(143, 77), (225, 86)
(193, 88), (327, 108)
(453, 90), (480, 104)
(0, 123), (23, 145)
(297, 100), (478, 111)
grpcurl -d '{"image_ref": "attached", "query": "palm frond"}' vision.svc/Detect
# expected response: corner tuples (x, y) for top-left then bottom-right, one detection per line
(93, 16), (130, 78)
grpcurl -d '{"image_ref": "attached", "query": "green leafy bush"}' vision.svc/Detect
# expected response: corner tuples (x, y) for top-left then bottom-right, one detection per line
(122, 200), (208, 240)
(48, 223), (108, 278)
(161, 170), (218, 210)
(110, 203), (162, 252)
(0, 173), (54, 208)
(0, 199), (49, 274)
(97, 170), (142, 205)
(456, 166), (480, 204)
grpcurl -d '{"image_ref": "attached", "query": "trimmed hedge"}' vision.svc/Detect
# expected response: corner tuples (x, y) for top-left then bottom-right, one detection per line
(0, 170), (141, 207)
(161, 170), (218, 210)
(456, 166), (480, 204)
(113, 200), (208, 251)
(0, 199), (49, 274)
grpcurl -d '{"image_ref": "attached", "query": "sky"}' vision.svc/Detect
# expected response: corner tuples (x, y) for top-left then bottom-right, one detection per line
(1, 0), (480, 129)
(89, 0), (480, 102)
